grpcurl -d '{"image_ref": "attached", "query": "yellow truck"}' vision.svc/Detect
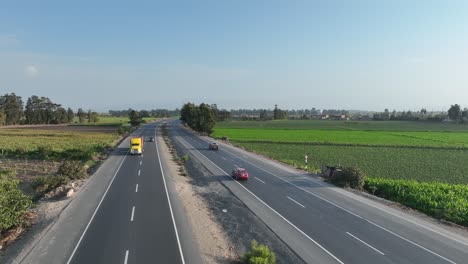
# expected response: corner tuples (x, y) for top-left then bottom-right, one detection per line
(130, 137), (143, 155)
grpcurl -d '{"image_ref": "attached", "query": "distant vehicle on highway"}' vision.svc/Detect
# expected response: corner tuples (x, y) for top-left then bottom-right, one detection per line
(232, 168), (249, 180)
(130, 137), (143, 155)
(148, 136), (155, 142)
(208, 142), (219, 150)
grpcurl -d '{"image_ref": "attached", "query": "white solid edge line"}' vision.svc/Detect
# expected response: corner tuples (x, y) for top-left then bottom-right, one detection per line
(66, 151), (129, 264)
(189, 128), (458, 264)
(135, 184), (138, 193)
(287, 196), (306, 208)
(177, 136), (343, 264)
(307, 176), (468, 248)
(216, 133), (468, 248)
(216, 144), (457, 264)
(124, 250), (129, 264)
(254, 177), (265, 184)
(346, 232), (385, 256)
(131, 206), (135, 222)
(154, 128), (186, 264)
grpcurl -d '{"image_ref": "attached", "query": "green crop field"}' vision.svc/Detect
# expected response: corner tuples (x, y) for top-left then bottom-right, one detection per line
(214, 128), (468, 149)
(214, 119), (468, 224)
(0, 128), (118, 160)
(214, 120), (468, 184)
(71, 116), (157, 126)
(217, 120), (468, 132)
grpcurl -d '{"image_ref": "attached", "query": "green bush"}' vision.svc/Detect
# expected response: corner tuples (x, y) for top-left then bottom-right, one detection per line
(0, 171), (32, 233)
(330, 166), (366, 190)
(364, 178), (468, 226)
(32, 175), (69, 196)
(242, 240), (276, 264)
(57, 160), (87, 180)
(117, 125), (131, 135)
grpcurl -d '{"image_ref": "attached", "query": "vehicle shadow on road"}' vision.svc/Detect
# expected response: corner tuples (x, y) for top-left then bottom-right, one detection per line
(109, 147), (129, 156)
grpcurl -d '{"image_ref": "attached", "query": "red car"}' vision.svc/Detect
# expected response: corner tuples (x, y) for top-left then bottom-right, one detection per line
(232, 168), (249, 180)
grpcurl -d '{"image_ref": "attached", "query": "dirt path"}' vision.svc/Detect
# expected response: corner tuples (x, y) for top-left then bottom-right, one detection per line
(158, 128), (237, 263)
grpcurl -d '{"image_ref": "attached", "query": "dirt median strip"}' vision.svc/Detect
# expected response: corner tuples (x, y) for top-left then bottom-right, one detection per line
(158, 127), (237, 263)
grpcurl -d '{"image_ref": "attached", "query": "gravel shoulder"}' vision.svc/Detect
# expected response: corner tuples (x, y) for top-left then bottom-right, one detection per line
(158, 127), (237, 263)
(166, 124), (305, 264)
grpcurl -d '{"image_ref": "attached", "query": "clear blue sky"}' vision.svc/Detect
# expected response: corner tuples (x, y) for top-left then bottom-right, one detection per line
(1, 0), (468, 111)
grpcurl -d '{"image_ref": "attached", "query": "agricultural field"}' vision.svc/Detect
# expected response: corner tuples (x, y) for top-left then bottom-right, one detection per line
(71, 116), (157, 126)
(214, 120), (468, 184)
(0, 127), (119, 160)
(217, 119), (468, 132)
(214, 120), (468, 225)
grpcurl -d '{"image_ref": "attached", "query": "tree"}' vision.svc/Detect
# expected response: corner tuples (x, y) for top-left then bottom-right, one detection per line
(0, 93), (24, 125)
(24, 96), (64, 124)
(0, 111), (6, 126)
(273, 104), (279, 120)
(77, 108), (86, 123)
(180, 102), (216, 134)
(180, 103), (198, 128)
(259, 109), (268, 120)
(462, 108), (468, 121)
(67, 108), (74, 123)
(448, 104), (462, 121)
(56, 107), (68, 124)
(129, 110), (143, 126)
(139, 110), (150, 118)
(198, 103), (216, 134)
(383, 109), (390, 120)
(88, 112), (99, 123)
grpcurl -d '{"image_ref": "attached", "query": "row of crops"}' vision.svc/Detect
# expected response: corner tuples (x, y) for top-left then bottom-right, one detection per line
(215, 121), (468, 226)
(365, 178), (468, 226)
(0, 129), (118, 160)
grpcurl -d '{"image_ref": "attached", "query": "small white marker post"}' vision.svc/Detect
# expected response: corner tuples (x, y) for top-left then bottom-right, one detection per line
(304, 154), (308, 169)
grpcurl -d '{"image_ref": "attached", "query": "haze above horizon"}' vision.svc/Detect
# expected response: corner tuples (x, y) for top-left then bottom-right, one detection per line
(1, 1), (468, 112)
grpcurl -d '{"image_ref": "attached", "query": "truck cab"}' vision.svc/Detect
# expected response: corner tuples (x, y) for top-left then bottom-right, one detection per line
(130, 137), (143, 155)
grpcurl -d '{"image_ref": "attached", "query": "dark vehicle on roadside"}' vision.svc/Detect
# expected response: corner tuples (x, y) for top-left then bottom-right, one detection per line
(232, 168), (249, 180)
(208, 142), (219, 150)
(148, 136), (155, 142)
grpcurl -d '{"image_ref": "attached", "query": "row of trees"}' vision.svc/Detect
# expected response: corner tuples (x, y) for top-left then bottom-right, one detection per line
(180, 103), (216, 134)
(372, 105), (468, 122)
(448, 104), (468, 122)
(0, 93), (100, 126)
(109, 108), (180, 118)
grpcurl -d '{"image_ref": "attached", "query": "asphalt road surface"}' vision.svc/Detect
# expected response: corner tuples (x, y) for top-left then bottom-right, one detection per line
(67, 123), (185, 264)
(169, 120), (468, 264)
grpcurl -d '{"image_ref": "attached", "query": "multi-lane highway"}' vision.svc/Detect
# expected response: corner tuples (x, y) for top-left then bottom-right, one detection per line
(66, 123), (186, 264)
(168, 120), (468, 264)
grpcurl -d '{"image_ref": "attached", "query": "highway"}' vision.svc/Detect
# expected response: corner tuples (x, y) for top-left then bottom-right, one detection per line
(67, 123), (186, 264)
(168, 120), (468, 264)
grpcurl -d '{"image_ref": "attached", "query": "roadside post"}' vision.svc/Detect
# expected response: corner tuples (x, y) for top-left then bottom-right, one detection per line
(304, 154), (308, 170)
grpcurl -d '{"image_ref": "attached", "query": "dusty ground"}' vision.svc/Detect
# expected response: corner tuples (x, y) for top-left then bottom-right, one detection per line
(0, 159), (61, 196)
(159, 128), (238, 263)
(166, 125), (305, 264)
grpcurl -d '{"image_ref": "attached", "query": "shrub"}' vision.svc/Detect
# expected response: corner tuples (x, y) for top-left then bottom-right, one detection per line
(117, 125), (131, 135)
(32, 175), (69, 196)
(36, 145), (54, 159)
(0, 171), (32, 233)
(330, 166), (366, 190)
(242, 240), (276, 264)
(57, 160), (87, 180)
(364, 178), (468, 226)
